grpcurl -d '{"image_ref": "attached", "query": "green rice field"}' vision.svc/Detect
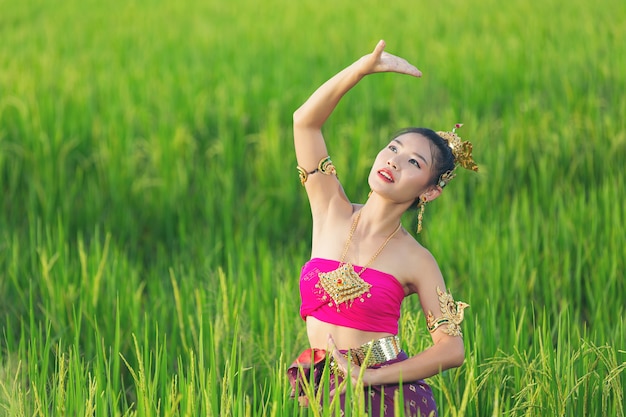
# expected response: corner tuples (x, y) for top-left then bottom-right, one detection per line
(1, 0), (625, 415)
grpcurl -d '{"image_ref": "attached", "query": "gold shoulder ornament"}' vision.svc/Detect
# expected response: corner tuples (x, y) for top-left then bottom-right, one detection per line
(426, 287), (469, 337)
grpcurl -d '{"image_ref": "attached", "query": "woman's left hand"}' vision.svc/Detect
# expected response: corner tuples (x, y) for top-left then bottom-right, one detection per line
(354, 40), (422, 78)
(327, 335), (377, 395)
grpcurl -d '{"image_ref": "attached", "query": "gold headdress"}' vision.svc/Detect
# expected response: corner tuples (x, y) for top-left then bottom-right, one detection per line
(436, 124), (478, 188)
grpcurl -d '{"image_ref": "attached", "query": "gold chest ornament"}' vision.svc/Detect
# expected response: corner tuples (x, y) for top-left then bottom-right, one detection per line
(316, 210), (401, 311)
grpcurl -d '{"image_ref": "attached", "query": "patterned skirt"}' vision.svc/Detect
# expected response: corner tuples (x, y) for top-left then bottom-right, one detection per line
(287, 348), (438, 417)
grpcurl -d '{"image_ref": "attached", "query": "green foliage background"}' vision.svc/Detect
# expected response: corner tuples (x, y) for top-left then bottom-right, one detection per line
(0, 0), (624, 415)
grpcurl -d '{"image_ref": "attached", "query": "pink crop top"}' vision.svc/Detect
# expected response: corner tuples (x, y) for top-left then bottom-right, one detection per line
(299, 258), (405, 334)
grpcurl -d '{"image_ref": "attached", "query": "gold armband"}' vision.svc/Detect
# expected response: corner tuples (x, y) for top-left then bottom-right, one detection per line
(297, 156), (337, 186)
(426, 287), (469, 337)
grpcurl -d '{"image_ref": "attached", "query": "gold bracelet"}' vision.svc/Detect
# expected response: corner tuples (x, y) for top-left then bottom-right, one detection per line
(426, 287), (469, 337)
(426, 317), (451, 333)
(297, 156), (337, 186)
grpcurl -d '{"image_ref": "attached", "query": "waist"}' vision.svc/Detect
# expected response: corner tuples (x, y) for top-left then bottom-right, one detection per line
(342, 335), (402, 368)
(306, 316), (395, 347)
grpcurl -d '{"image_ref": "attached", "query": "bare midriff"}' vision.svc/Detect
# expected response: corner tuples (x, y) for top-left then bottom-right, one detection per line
(306, 316), (394, 350)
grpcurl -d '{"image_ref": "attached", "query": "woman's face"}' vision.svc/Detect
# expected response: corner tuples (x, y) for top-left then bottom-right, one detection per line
(368, 132), (436, 204)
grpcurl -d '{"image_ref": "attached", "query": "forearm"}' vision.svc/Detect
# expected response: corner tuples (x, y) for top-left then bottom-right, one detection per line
(293, 40), (420, 141)
(291, 41), (420, 194)
(369, 337), (465, 385)
(293, 62), (364, 130)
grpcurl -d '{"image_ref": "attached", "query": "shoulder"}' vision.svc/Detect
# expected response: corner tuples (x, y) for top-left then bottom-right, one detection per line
(396, 230), (440, 269)
(394, 231), (444, 294)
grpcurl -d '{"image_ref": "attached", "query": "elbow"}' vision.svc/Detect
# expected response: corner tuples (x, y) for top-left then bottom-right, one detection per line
(449, 340), (466, 368)
(451, 348), (465, 368)
(292, 106), (318, 130)
(292, 107), (306, 127)
(439, 337), (465, 369)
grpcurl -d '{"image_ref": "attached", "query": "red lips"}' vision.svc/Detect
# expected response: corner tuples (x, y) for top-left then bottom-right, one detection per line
(377, 168), (395, 183)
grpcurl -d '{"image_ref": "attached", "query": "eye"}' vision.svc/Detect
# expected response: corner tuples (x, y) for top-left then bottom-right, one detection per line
(388, 145), (398, 153)
(409, 158), (421, 168)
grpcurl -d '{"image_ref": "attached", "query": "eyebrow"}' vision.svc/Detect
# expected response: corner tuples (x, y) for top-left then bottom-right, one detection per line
(393, 139), (430, 166)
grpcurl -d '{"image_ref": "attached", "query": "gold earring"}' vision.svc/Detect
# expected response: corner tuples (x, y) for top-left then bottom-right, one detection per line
(368, 190), (373, 198)
(417, 197), (427, 234)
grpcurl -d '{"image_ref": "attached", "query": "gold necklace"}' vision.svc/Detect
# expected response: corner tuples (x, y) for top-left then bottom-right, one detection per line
(316, 210), (402, 311)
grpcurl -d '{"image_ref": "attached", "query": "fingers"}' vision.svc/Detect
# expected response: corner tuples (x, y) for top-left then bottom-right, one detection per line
(372, 39), (386, 57)
(327, 333), (361, 378)
(370, 41), (422, 78)
(327, 334), (343, 362)
(398, 59), (422, 77)
(357, 40), (422, 78)
(327, 333), (337, 352)
(327, 334), (347, 373)
(378, 49), (420, 76)
(326, 334), (372, 398)
(327, 334), (347, 397)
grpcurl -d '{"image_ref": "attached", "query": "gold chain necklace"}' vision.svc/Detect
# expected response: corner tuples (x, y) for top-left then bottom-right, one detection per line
(316, 210), (402, 311)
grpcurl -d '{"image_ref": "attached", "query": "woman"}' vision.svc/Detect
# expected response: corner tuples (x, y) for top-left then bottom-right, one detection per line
(288, 40), (477, 416)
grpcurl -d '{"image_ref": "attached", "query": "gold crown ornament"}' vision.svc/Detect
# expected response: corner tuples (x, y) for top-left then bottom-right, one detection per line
(436, 124), (478, 188)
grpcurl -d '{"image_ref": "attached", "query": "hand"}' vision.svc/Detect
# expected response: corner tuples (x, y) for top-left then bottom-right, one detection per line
(327, 335), (378, 397)
(355, 40), (422, 78)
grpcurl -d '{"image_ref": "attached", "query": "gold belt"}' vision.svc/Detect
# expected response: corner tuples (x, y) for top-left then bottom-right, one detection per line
(341, 335), (402, 368)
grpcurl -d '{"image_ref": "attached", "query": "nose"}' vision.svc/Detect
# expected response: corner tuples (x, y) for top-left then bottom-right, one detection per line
(387, 158), (398, 170)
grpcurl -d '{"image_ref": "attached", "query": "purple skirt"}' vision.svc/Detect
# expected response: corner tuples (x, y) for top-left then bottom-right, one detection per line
(288, 348), (438, 417)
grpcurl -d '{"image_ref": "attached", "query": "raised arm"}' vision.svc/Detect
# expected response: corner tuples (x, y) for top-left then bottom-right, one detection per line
(293, 40), (421, 217)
